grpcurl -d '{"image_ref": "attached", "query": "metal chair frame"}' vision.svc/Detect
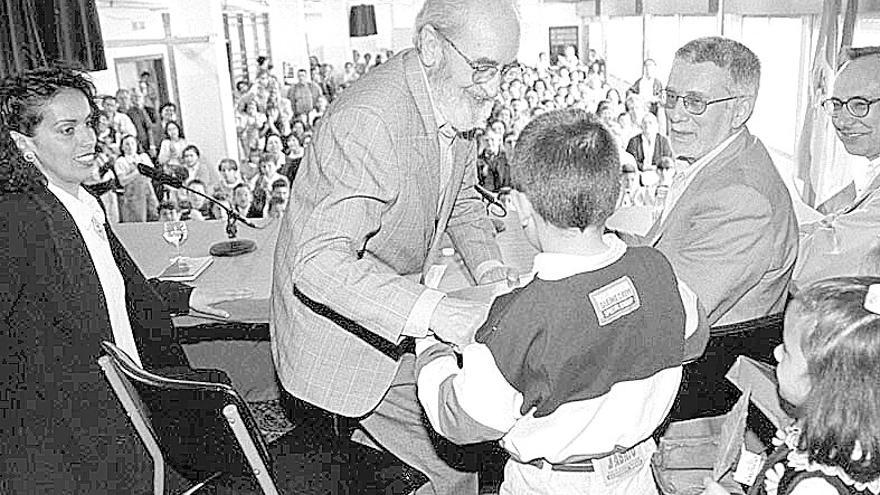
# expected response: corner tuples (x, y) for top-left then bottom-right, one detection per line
(98, 341), (279, 494)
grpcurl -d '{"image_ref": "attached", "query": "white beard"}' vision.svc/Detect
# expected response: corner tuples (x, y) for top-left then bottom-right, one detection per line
(428, 67), (493, 132)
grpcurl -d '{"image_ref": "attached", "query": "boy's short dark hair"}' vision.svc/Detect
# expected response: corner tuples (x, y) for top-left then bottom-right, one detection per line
(511, 108), (620, 231)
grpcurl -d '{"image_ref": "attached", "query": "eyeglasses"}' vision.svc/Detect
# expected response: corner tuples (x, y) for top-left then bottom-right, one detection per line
(435, 30), (521, 85)
(821, 96), (880, 118)
(661, 89), (746, 116)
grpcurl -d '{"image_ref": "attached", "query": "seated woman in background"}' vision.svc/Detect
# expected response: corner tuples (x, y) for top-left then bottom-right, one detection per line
(114, 134), (159, 222)
(0, 66), (251, 493)
(625, 113), (672, 172)
(215, 157), (244, 199)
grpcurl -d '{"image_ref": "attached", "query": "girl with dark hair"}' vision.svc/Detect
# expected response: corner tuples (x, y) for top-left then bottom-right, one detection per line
(157, 119), (187, 169)
(115, 133), (159, 222)
(0, 66), (250, 492)
(702, 276), (880, 495)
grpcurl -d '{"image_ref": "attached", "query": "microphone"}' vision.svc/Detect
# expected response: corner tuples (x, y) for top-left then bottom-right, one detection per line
(138, 163), (259, 256)
(137, 162), (183, 188)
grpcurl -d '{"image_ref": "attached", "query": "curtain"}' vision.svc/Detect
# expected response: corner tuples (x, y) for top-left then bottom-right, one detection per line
(0, 0), (105, 78)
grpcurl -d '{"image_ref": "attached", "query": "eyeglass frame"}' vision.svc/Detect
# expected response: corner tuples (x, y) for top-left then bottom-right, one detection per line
(821, 96), (880, 118)
(661, 89), (748, 116)
(433, 29), (521, 85)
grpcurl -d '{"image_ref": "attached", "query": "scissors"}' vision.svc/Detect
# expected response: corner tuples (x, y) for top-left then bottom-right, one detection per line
(473, 184), (508, 217)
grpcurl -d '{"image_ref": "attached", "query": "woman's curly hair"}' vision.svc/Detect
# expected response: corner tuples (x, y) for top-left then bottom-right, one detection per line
(0, 66), (100, 193)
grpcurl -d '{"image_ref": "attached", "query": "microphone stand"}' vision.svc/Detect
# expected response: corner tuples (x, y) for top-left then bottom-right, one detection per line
(138, 163), (259, 256)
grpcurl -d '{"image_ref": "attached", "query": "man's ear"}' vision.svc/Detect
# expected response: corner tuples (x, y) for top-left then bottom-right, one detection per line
(416, 24), (442, 69)
(731, 95), (755, 129)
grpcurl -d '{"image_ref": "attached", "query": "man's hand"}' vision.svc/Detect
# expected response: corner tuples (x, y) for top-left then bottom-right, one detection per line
(700, 478), (731, 495)
(477, 265), (520, 287)
(189, 288), (254, 319)
(428, 297), (491, 348)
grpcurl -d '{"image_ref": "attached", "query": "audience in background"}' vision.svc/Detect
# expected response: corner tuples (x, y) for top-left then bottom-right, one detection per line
(630, 58), (663, 115)
(115, 134), (159, 222)
(625, 113), (673, 171)
(102, 94), (137, 138)
(180, 145), (211, 187)
(157, 120), (187, 170)
(215, 158), (244, 199)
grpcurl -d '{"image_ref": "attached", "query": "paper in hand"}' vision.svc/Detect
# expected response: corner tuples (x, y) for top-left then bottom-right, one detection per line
(726, 356), (794, 430)
(713, 388), (751, 481)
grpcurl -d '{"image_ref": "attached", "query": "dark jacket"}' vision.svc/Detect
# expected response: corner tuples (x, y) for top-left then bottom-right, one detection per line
(0, 180), (196, 493)
(625, 133), (673, 171)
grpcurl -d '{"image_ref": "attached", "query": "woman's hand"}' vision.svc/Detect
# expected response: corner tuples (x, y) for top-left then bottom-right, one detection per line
(189, 287), (254, 319)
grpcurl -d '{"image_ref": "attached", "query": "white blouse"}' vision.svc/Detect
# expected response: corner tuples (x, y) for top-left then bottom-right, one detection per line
(47, 183), (143, 367)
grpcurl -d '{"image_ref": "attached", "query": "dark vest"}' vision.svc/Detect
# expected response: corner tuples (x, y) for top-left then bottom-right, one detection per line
(476, 246), (686, 418)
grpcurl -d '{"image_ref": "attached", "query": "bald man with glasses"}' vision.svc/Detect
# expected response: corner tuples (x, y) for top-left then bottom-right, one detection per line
(795, 47), (880, 286)
(271, 0), (520, 492)
(628, 36), (797, 419)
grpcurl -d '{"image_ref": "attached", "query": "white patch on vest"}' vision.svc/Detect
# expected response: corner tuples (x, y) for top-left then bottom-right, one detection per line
(587, 276), (641, 326)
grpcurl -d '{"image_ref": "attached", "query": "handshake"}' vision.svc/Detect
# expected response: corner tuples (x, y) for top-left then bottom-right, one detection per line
(424, 265), (526, 349)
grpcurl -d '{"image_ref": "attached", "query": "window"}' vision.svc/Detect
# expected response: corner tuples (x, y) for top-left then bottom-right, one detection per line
(223, 11), (272, 88)
(549, 26), (579, 64)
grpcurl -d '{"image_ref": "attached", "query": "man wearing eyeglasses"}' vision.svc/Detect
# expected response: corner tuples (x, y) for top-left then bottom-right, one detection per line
(271, 0), (520, 493)
(634, 37), (797, 418)
(795, 46), (880, 285)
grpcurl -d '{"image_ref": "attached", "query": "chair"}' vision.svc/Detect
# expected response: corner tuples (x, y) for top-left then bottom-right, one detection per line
(98, 341), (280, 494)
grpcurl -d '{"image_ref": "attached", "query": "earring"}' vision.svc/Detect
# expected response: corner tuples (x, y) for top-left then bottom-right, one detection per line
(23, 152), (36, 163)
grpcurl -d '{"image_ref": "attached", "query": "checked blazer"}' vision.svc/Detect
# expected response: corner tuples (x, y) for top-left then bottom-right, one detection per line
(271, 49), (502, 417)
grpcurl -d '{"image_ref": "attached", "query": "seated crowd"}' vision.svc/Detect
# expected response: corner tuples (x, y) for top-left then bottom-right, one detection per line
(89, 50), (391, 224)
(475, 49), (674, 223)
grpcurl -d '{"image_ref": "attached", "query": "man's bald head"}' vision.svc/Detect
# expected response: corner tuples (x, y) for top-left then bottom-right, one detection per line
(413, 0), (519, 52)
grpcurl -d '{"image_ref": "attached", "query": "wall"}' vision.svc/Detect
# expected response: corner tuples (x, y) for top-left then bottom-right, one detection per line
(518, 0), (582, 65)
(91, 7), (170, 95)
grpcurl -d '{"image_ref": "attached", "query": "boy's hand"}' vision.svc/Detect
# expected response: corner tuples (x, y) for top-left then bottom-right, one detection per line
(700, 478), (731, 495)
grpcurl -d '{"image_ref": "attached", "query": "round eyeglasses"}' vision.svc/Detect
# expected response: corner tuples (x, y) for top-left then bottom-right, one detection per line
(821, 97), (880, 118)
(435, 30), (521, 85)
(661, 89), (745, 116)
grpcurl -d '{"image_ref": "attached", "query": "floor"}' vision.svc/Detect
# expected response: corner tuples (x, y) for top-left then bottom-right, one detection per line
(232, 395), (507, 494)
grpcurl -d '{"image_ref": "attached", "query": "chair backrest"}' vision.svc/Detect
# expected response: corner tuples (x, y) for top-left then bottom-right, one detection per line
(99, 342), (274, 481)
(99, 352), (167, 495)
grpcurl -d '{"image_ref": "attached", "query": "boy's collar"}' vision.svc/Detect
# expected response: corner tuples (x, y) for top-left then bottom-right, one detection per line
(533, 234), (627, 281)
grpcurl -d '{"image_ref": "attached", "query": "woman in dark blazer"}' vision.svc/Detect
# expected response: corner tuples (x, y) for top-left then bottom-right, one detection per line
(625, 112), (673, 171)
(0, 67), (250, 493)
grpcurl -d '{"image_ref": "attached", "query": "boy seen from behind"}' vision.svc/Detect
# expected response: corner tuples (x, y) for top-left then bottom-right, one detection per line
(415, 109), (709, 495)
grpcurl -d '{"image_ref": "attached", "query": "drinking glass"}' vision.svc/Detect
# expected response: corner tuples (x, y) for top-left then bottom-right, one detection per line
(162, 220), (188, 261)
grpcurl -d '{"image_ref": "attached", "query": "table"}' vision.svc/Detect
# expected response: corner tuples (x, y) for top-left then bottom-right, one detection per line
(114, 213), (536, 400)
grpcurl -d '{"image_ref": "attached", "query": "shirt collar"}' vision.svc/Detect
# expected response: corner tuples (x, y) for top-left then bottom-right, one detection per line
(533, 234), (627, 281)
(680, 129), (742, 170)
(47, 182), (105, 227)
